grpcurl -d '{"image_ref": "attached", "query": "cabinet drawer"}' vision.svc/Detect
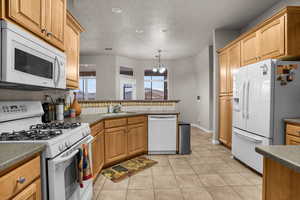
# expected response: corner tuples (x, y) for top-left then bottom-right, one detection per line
(105, 118), (127, 129)
(12, 178), (41, 200)
(91, 121), (104, 136)
(0, 156), (40, 200)
(286, 134), (300, 145)
(128, 116), (147, 125)
(286, 124), (300, 137)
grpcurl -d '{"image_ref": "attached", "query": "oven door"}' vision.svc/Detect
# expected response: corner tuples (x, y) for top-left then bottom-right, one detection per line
(1, 24), (65, 88)
(48, 135), (94, 200)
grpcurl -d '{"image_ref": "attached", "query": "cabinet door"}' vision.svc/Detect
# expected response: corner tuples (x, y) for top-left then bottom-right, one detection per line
(92, 130), (104, 180)
(286, 134), (300, 145)
(45, 0), (66, 50)
(12, 179), (41, 200)
(258, 16), (285, 60)
(92, 133), (101, 179)
(227, 42), (241, 94)
(219, 51), (228, 95)
(219, 96), (232, 147)
(105, 126), (127, 164)
(65, 14), (80, 89)
(241, 32), (259, 66)
(99, 132), (105, 168)
(8, 0), (45, 37)
(128, 123), (147, 156)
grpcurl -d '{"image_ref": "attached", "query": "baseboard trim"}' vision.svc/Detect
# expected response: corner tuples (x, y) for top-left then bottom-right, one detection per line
(212, 139), (220, 145)
(191, 124), (213, 133)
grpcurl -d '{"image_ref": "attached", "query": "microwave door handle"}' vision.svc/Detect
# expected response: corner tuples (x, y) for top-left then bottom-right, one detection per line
(53, 56), (58, 87)
(52, 149), (79, 165)
(56, 57), (61, 87)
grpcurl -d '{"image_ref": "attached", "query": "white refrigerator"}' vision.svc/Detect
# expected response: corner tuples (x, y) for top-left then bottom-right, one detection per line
(232, 59), (300, 173)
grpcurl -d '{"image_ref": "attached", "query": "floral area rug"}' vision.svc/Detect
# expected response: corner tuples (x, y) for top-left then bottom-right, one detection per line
(101, 156), (157, 182)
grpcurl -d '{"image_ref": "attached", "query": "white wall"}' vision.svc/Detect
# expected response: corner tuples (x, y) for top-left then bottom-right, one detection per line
(80, 55), (117, 100)
(80, 53), (213, 129)
(193, 46), (213, 131)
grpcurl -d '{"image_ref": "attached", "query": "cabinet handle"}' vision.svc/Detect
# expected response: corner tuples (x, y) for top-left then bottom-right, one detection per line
(47, 32), (53, 37)
(17, 177), (26, 184)
(41, 28), (47, 33)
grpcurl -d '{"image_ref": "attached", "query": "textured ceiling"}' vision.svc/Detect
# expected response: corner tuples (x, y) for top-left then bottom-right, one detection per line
(68, 0), (280, 59)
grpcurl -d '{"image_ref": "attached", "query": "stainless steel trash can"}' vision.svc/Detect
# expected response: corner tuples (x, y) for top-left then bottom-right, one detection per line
(179, 122), (191, 154)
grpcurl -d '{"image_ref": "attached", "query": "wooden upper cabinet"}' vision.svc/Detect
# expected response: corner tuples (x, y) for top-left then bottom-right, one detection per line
(257, 15), (285, 60)
(127, 123), (147, 156)
(219, 96), (232, 147)
(65, 12), (84, 89)
(241, 32), (259, 66)
(6, 0), (66, 51)
(227, 42), (241, 94)
(219, 51), (228, 96)
(104, 126), (128, 165)
(44, 0), (66, 50)
(8, 0), (46, 38)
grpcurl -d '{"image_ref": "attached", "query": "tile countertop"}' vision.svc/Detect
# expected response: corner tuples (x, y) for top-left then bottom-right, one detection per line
(0, 143), (45, 173)
(65, 111), (180, 126)
(284, 118), (300, 125)
(255, 145), (300, 173)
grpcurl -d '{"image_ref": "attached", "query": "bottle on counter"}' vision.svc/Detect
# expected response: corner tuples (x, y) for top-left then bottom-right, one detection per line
(71, 92), (81, 116)
(56, 98), (64, 121)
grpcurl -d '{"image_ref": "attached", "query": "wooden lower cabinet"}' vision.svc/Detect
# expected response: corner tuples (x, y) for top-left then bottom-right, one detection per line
(12, 178), (41, 200)
(92, 116), (148, 168)
(104, 126), (128, 165)
(285, 123), (300, 145)
(128, 123), (147, 156)
(286, 135), (300, 145)
(219, 95), (232, 147)
(0, 155), (41, 200)
(92, 130), (104, 179)
(262, 157), (300, 200)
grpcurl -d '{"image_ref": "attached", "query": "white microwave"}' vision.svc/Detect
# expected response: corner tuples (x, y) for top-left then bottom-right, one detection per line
(0, 21), (66, 89)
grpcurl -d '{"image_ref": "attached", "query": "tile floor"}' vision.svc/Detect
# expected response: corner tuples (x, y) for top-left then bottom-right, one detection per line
(93, 127), (262, 200)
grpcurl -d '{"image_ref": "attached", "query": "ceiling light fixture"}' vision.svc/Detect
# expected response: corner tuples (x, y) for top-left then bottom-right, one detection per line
(112, 7), (122, 14)
(152, 50), (166, 73)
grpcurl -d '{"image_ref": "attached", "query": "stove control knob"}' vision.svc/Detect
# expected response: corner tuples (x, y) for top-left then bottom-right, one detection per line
(65, 142), (69, 148)
(59, 144), (64, 152)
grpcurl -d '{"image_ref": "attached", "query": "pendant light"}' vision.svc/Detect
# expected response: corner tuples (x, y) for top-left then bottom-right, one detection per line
(152, 50), (166, 73)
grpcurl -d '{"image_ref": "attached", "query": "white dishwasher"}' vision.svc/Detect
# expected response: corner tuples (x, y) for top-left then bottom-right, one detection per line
(148, 115), (177, 154)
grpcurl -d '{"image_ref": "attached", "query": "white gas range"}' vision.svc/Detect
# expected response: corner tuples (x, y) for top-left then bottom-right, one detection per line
(0, 101), (93, 200)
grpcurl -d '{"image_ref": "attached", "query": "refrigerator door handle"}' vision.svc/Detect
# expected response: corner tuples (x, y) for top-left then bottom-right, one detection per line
(234, 131), (263, 144)
(242, 81), (246, 118)
(246, 80), (250, 119)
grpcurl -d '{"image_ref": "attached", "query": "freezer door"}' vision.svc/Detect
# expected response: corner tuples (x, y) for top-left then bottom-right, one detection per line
(232, 128), (271, 174)
(246, 60), (273, 138)
(232, 66), (248, 130)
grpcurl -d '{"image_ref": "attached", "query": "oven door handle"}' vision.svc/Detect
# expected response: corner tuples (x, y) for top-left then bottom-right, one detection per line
(53, 149), (79, 165)
(85, 136), (94, 144)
